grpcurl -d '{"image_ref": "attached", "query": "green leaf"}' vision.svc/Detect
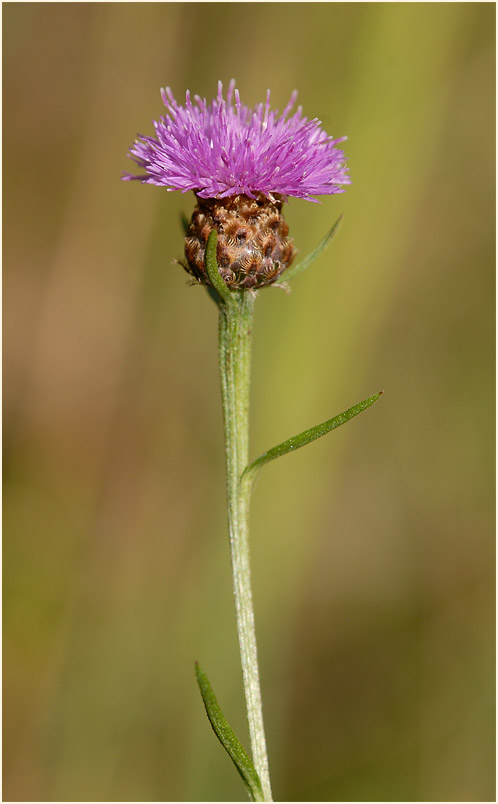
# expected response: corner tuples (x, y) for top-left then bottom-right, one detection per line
(195, 663), (264, 802)
(284, 215), (343, 283)
(204, 229), (233, 305)
(244, 391), (383, 480)
(180, 211), (190, 235)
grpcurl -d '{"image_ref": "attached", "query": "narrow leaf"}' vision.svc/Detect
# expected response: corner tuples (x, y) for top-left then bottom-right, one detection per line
(180, 211), (190, 235)
(244, 391), (383, 479)
(284, 215), (343, 283)
(204, 229), (232, 305)
(195, 662), (264, 802)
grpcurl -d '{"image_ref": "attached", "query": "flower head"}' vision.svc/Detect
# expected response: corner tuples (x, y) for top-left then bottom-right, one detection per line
(123, 81), (350, 202)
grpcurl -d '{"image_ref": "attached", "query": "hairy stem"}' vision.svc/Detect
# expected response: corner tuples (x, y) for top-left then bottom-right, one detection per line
(218, 290), (272, 801)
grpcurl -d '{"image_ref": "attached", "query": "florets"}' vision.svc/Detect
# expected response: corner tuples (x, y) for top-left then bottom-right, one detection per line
(123, 81), (350, 202)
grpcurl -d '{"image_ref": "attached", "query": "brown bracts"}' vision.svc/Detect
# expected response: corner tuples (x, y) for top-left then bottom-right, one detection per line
(184, 193), (295, 289)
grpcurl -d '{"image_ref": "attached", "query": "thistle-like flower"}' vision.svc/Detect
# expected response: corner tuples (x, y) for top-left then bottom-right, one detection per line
(122, 81), (375, 804)
(124, 81), (350, 289)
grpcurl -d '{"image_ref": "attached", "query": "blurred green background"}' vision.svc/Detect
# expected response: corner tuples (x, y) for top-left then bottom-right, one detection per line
(3, 3), (495, 802)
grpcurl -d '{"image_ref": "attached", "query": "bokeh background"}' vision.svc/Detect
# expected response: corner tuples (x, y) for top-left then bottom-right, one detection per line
(3, 3), (495, 802)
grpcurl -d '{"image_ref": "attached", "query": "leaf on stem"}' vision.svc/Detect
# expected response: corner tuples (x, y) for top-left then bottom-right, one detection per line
(284, 215), (343, 283)
(180, 211), (190, 235)
(195, 662), (264, 802)
(244, 391), (383, 481)
(205, 229), (233, 305)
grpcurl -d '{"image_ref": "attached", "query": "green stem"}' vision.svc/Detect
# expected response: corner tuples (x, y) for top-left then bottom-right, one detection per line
(218, 289), (273, 802)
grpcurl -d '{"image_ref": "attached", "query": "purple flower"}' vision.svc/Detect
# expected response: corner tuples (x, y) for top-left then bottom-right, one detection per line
(123, 81), (350, 202)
